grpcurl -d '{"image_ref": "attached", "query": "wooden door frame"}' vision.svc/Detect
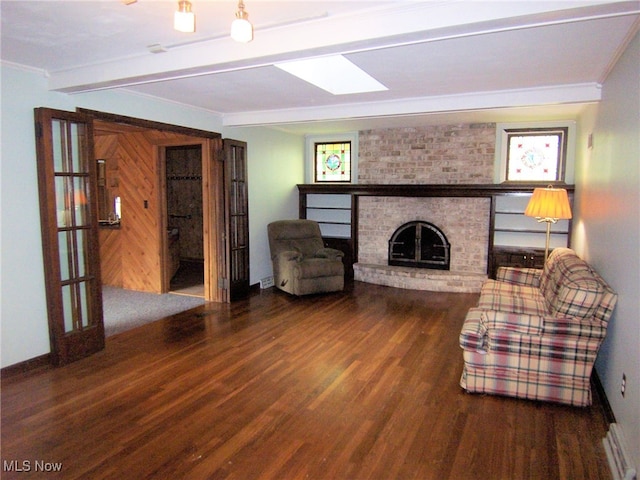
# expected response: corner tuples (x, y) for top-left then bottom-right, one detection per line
(158, 138), (224, 302)
(80, 109), (224, 302)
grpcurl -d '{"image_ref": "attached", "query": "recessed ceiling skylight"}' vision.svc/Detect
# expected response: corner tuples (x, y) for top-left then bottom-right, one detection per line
(274, 55), (388, 95)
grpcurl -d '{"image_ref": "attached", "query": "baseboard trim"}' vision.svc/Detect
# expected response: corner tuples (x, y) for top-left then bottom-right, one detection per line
(603, 423), (637, 480)
(1, 353), (51, 380)
(592, 368), (616, 424)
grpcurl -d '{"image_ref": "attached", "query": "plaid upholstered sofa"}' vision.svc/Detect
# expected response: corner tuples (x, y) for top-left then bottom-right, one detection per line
(459, 248), (617, 406)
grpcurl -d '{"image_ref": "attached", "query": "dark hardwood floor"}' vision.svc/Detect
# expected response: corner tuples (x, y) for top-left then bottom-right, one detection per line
(1, 282), (611, 479)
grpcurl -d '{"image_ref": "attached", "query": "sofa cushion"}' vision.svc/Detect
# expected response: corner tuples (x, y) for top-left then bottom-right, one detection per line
(540, 249), (592, 307)
(552, 275), (604, 318)
(539, 247), (565, 296)
(478, 280), (548, 316)
(294, 258), (344, 279)
(496, 266), (541, 287)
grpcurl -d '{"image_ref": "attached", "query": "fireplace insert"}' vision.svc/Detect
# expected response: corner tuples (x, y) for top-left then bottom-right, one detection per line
(388, 221), (450, 270)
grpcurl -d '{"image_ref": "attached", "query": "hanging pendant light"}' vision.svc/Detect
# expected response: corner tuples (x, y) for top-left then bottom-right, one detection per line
(231, 0), (253, 43)
(174, 0), (195, 33)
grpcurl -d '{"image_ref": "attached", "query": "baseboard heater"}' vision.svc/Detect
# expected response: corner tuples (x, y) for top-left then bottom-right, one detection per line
(603, 423), (637, 480)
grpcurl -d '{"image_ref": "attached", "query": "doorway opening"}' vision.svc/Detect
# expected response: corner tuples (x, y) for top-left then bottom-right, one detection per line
(165, 145), (205, 297)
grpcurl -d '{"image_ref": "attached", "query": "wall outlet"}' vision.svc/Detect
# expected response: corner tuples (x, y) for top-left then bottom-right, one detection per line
(260, 276), (274, 289)
(621, 373), (626, 397)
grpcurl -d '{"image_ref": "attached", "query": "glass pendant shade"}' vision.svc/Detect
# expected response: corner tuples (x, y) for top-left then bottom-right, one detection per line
(231, 18), (253, 42)
(174, 1), (195, 33)
(231, 1), (253, 42)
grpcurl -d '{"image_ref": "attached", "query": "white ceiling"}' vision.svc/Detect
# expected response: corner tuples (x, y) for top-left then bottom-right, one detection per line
(2, 1), (639, 134)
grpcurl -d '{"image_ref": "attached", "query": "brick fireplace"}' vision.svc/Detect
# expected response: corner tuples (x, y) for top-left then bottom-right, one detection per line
(353, 123), (495, 292)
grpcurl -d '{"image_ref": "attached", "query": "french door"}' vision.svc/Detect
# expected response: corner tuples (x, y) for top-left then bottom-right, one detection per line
(222, 139), (250, 301)
(34, 108), (104, 365)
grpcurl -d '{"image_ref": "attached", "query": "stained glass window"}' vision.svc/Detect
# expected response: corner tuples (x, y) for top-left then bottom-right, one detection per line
(505, 127), (567, 182)
(314, 142), (351, 183)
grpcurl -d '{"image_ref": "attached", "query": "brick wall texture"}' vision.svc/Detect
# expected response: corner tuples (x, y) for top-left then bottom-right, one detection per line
(356, 123), (496, 275)
(358, 123), (496, 184)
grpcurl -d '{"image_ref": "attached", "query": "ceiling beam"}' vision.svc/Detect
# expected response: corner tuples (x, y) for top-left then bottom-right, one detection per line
(47, 1), (637, 93)
(221, 83), (602, 127)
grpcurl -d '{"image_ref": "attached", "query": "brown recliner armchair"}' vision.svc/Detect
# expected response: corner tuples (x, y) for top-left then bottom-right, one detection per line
(267, 220), (345, 296)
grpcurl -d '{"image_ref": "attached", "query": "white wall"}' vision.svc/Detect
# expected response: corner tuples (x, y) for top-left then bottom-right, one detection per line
(573, 32), (640, 466)
(0, 63), (303, 367)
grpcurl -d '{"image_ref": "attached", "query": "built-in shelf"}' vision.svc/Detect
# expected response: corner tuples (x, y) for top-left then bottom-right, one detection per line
(494, 228), (570, 234)
(304, 193), (352, 239)
(298, 183), (574, 279)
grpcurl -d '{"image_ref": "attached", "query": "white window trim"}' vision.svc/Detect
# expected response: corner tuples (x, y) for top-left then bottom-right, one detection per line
(494, 120), (576, 184)
(305, 132), (359, 184)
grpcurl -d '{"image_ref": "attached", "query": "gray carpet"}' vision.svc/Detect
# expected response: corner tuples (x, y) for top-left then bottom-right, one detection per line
(102, 286), (205, 337)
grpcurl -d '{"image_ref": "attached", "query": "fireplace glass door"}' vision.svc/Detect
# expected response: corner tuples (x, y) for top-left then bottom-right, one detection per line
(389, 221), (450, 270)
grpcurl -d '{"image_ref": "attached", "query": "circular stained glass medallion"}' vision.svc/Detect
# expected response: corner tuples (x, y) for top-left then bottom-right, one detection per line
(520, 148), (545, 169)
(324, 154), (341, 171)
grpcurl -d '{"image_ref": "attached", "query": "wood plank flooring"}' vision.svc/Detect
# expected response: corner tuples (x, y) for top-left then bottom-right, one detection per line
(1, 282), (611, 479)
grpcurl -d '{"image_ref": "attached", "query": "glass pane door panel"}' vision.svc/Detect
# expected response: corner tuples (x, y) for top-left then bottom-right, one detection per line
(61, 284), (74, 332)
(58, 231), (71, 281)
(52, 119), (65, 172)
(76, 230), (86, 278)
(231, 216), (238, 245)
(55, 176), (70, 227)
(70, 123), (88, 173)
(73, 176), (89, 226)
(231, 183), (247, 215)
(61, 282), (91, 332)
(79, 281), (89, 328)
(57, 230), (88, 281)
(231, 183), (238, 214)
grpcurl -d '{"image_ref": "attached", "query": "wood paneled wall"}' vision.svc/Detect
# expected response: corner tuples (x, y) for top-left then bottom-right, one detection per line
(98, 227), (122, 287)
(119, 131), (161, 292)
(95, 124), (208, 293)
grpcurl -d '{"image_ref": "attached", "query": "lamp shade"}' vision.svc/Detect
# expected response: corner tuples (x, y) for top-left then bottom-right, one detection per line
(524, 187), (572, 220)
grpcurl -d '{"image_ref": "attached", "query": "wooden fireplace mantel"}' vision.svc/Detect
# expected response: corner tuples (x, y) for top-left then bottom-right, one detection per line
(297, 183), (575, 280)
(298, 182), (574, 198)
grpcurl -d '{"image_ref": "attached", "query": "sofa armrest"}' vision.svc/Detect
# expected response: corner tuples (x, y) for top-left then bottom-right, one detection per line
(459, 308), (487, 351)
(314, 247), (344, 260)
(540, 315), (607, 340)
(460, 306), (607, 355)
(481, 310), (544, 336)
(481, 310), (606, 339)
(496, 266), (542, 287)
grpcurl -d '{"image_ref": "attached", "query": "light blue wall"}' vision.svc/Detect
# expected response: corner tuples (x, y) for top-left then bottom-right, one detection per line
(0, 63), (304, 367)
(221, 125), (304, 285)
(573, 32), (640, 465)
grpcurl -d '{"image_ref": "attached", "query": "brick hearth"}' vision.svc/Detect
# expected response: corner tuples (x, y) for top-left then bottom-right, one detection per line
(354, 263), (486, 293)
